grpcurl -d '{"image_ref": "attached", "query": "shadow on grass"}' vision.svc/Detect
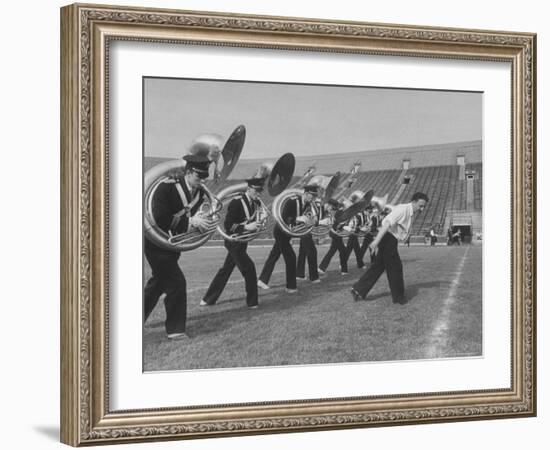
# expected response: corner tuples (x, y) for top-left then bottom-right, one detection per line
(145, 275), (447, 339)
(146, 320), (165, 329)
(358, 280), (449, 303)
(188, 281), (337, 337)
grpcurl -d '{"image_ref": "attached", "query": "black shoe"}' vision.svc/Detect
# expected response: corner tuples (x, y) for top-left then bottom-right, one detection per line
(393, 298), (408, 305)
(350, 288), (362, 302)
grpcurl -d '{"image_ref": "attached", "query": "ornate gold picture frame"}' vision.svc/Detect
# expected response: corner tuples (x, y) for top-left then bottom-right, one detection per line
(60, 3), (536, 446)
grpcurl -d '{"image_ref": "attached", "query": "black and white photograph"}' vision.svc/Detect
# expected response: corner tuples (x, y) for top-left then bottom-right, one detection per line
(51, 0), (540, 448)
(142, 77), (483, 372)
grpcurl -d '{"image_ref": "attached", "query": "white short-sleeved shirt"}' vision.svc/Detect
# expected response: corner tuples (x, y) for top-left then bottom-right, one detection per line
(381, 203), (414, 241)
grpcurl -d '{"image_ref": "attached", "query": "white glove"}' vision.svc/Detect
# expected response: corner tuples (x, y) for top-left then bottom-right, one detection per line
(296, 215), (307, 224)
(244, 222), (259, 232)
(318, 218), (331, 226)
(189, 215), (209, 231)
(343, 225), (353, 232)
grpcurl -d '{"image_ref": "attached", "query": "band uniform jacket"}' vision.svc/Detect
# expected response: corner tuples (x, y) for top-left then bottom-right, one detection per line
(331, 209), (345, 232)
(150, 178), (206, 238)
(224, 194), (259, 236)
(353, 211), (366, 232)
(281, 195), (312, 227)
(366, 213), (380, 235)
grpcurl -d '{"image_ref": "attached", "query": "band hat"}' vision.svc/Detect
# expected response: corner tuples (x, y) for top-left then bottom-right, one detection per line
(183, 154), (210, 174)
(303, 184), (320, 194)
(245, 176), (266, 189)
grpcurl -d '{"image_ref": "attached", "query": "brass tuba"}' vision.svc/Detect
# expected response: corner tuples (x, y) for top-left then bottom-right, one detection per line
(371, 194), (391, 213)
(216, 153), (296, 242)
(143, 125), (246, 252)
(271, 173), (339, 238)
(313, 161), (362, 239)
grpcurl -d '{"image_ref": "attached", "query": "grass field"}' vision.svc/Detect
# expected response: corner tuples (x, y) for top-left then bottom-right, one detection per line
(143, 243), (482, 372)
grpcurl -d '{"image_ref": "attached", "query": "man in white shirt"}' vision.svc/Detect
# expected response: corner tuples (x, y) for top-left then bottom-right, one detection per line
(351, 192), (429, 305)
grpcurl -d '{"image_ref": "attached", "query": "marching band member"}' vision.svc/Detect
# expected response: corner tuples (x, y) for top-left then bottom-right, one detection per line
(351, 192), (429, 305)
(318, 199), (349, 275)
(258, 184), (319, 293)
(358, 208), (380, 263)
(343, 191), (366, 270)
(200, 176), (267, 308)
(144, 154), (213, 340)
(296, 191), (322, 283)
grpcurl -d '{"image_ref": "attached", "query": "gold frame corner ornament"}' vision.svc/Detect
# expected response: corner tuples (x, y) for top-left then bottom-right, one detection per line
(60, 3), (536, 446)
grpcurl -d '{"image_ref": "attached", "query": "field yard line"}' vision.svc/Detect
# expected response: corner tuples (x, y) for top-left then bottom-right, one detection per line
(425, 246), (470, 359)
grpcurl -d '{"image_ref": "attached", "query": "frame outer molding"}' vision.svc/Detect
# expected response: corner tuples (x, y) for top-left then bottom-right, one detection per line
(61, 4), (81, 446)
(60, 3), (536, 446)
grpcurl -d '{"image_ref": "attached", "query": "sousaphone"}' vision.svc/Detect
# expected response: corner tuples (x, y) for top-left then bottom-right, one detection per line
(143, 125), (246, 252)
(333, 189), (375, 226)
(271, 172), (340, 238)
(216, 153), (296, 242)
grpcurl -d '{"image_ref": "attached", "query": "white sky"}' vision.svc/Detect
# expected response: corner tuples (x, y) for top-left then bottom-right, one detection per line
(144, 77), (481, 159)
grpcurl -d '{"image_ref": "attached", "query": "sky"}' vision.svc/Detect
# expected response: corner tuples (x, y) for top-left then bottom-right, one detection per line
(144, 77), (482, 160)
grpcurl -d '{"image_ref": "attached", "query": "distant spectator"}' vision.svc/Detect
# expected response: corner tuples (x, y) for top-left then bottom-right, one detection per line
(447, 227), (453, 246)
(451, 228), (462, 246)
(429, 226), (437, 246)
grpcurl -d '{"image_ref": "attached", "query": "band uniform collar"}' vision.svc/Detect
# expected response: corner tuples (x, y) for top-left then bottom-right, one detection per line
(184, 177), (198, 198)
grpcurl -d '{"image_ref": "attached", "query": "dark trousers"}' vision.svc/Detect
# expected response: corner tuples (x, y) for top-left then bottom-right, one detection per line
(319, 234), (348, 273)
(203, 240), (258, 307)
(352, 233), (406, 304)
(297, 234), (319, 281)
(359, 233), (374, 263)
(259, 225), (297, 289)
(144, 240), (187, 334)
(345, 235), (365, 268)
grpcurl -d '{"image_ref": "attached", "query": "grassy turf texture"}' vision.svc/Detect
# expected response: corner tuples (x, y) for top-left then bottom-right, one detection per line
(143, 244), (482, 372)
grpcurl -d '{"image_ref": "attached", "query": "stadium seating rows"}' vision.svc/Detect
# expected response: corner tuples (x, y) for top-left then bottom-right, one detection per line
(144, 158), (482, 238)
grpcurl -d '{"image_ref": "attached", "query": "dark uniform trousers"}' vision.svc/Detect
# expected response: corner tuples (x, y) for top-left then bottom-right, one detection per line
(352, 232), (406, 304)
(259, 225), (297, 289)
(319, 234), (348, 273)
(359, 233), (375, 263)
(203, 240), (258, 307)
(296, 233), (319, 281)
(144, 240), (187, 334)
(345, 235), (365, 269)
